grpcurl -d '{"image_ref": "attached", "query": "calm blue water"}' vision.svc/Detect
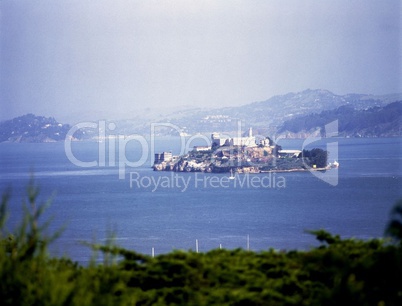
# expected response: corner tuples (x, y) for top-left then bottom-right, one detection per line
(0, 137), (401, 263)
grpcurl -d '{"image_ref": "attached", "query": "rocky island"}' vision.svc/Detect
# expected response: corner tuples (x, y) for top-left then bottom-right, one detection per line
(154, 128), (334, 174)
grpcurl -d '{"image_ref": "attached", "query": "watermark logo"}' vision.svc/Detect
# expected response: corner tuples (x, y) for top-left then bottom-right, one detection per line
(64, 121), (214, 179)
(301, 120), (339, 186)
(129, 172), (286, 192)
(64, 119), (339, 186)
(65, 121), (148, 179)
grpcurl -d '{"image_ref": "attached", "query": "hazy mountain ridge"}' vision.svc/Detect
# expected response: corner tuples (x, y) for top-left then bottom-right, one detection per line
(278, 101), (402, 138)
(2, 90), (401, 141)
(155, 89), (402, 136)
(0, 114), (84, 143)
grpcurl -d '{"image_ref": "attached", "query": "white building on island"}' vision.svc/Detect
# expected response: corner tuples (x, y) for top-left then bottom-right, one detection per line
(211, 132), (229, 147)
(211, 127), (257, 148)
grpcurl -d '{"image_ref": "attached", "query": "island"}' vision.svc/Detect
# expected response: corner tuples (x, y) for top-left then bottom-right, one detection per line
(153, 128), (336, 173)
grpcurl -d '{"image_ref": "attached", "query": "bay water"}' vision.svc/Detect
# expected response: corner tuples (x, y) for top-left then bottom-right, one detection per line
(0, 137), (401, 263)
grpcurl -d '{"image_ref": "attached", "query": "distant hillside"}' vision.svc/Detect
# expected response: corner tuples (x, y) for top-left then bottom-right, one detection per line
(3, 90), (401, 140)
(0, 114), (84, 143)
(150, 89), (402, 136)
(277, 101), (402, 138)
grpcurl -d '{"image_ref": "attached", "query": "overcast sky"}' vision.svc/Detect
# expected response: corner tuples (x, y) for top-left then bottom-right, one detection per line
(1, 0), (401, 122)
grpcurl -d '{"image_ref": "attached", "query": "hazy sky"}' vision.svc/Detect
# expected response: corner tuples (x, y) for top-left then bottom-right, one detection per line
(1, 0), (401, 122)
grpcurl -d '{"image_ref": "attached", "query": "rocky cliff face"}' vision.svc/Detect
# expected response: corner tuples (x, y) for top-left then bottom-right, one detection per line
(153, 158), (212, 172)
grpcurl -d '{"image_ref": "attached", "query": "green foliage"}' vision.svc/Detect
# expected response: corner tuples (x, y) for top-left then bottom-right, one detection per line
(302, 148), (328, 168)
(385, 199), (402, 244)
(1, 186), (402, 305)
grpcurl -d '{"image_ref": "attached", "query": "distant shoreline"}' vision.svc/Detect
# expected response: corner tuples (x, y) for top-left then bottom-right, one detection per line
(259, 167), (330, 173)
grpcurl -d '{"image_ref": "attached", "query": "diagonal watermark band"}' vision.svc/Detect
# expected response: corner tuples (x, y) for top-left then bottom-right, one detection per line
(302, 120), (339, 186)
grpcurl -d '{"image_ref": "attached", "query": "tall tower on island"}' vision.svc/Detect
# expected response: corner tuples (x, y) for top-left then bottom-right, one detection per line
(248, 127), (253, 137)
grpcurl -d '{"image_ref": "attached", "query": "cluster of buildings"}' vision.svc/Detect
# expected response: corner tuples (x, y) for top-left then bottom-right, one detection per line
(192, 127), (276, 153)
(211, 127), (262, 148)
(154, 127), (303, 164)
(154, 151), (173, 164)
